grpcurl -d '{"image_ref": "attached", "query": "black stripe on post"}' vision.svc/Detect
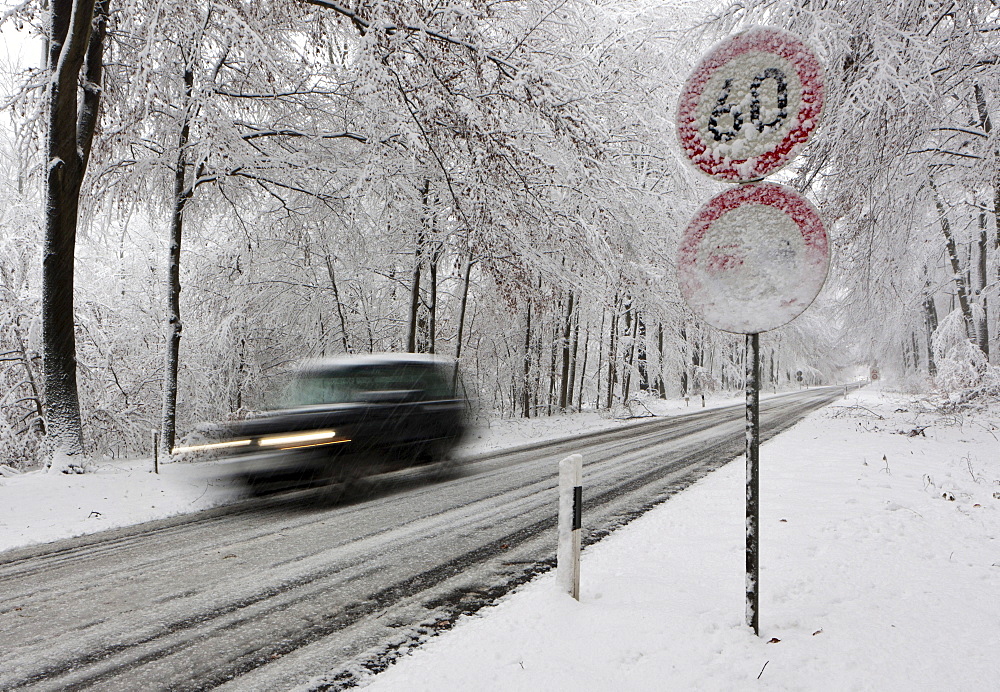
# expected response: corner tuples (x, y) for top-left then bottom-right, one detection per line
(572, 485), (582, 530)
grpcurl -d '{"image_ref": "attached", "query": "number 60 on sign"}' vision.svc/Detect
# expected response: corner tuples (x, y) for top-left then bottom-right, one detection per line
(676, 26), (825, 183)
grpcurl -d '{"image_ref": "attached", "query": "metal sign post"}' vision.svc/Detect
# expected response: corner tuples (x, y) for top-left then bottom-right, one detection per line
(675, 26), (828, 636)
(745, 332), (760, 635)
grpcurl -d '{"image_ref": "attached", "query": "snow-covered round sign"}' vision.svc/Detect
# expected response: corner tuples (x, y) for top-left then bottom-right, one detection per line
(677, 182), (828, 334)
(676, 27), (824, 183)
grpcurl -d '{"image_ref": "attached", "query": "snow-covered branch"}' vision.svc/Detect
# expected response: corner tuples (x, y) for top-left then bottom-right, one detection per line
(239, 127), (368, 144)
(299, 0), (519, 77)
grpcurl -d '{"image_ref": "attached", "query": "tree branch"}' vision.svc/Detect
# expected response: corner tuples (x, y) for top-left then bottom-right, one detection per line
(931, 126), (987, 138)
(229, 169), (339, 202)
(239, 126), (368, 143)
(908, 148), (982, 160)
(0, 0), (32, 24)
(215, 87), (345, 99)
(78, 0), (108, 170)
(300, 0), (518, 77)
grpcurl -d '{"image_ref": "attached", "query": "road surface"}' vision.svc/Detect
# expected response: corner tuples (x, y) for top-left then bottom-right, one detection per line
(0, 387), (849, 690)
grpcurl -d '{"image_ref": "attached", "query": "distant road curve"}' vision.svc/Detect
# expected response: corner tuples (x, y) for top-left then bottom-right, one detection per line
(0, 385), (856, 691)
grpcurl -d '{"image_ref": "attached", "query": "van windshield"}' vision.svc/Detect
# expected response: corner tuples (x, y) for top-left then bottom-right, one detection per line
(277, 363), (453, 407)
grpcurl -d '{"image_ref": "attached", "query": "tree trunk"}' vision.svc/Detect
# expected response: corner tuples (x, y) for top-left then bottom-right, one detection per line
(972, 82), (1000, 361)
(454, 254), (473, 360)
(533, 320), (543, 417)
(427, 245), (440, 354)
(559, 289), (574, 411)
(923, 286), (938, 376)
(567, 306), (580, 409)
(406, 245), (422, 353)
(234, 335), (246, 412)
(595, 306), (606, 409)
(547, 316), (557, 416)
(606, 295), (619, 408)
(407, 179), (431, 353)
(521, 298), (532, 418)
(975, 210), (989, 358)
(679, 326), (689, 396)
(656, 323), (666, 399)
(577, 318), (590, 411)
(160, 61), (194, 455)
(622, 297), (634, 400)
(42, 0), (107, 464)
(994, 183), (1000, 364)
(930, 181), (975, 340)
(995, 185), (1000, 363)
(637, 312), (648, 392)
(623, 303), (639, 400)
(324, 254), (351, 354)
(974, 82), (998, 361)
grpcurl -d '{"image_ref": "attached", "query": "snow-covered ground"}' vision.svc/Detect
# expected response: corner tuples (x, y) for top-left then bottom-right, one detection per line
(3, 388), (998, 691)
(354, 389), (1000, 691)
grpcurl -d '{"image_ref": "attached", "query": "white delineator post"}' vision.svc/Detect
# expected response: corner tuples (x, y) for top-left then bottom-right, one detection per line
(557, 453), (583, 600)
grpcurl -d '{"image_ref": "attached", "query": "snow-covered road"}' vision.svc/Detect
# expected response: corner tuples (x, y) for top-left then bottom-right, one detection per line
(0, 387), (846, 690)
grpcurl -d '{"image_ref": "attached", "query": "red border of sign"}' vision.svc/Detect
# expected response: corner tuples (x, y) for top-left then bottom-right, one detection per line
(676, 27), (824, 182)
(678, 183), (828, 333)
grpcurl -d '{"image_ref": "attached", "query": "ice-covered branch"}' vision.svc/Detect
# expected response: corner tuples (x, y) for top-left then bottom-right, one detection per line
(931, 126), (987, 139)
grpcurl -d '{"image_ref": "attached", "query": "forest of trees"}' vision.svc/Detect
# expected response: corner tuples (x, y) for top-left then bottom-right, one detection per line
(0, 0), (997, 469)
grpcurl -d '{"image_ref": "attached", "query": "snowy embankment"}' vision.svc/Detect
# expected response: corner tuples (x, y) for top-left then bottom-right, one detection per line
(0, 392), (739, 553)
(3, 389), (997, 690)
(354, 389), (1000, 691)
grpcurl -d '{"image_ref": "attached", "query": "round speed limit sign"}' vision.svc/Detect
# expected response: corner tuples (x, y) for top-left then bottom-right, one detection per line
(676, 27), (824, 182)
(677, 182), (829, 334)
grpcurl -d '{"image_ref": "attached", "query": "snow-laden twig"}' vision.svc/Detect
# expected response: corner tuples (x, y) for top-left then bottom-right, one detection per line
(0, 0), (31, 25)
(831, 405), (885, 420)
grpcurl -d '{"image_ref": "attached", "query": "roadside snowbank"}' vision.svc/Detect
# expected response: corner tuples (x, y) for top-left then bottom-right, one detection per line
(356, 390), (1000, 691)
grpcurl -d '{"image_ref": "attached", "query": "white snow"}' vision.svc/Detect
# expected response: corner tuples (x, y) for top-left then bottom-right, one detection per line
(357, 389), (1000, 691)
(0, 456), (236, 551)
(3, 389), (998, 692)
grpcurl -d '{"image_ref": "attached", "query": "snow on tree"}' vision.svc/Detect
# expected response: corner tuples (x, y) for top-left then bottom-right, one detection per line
(707, 0), (1000, 390)
(0, 0), (868, 467)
